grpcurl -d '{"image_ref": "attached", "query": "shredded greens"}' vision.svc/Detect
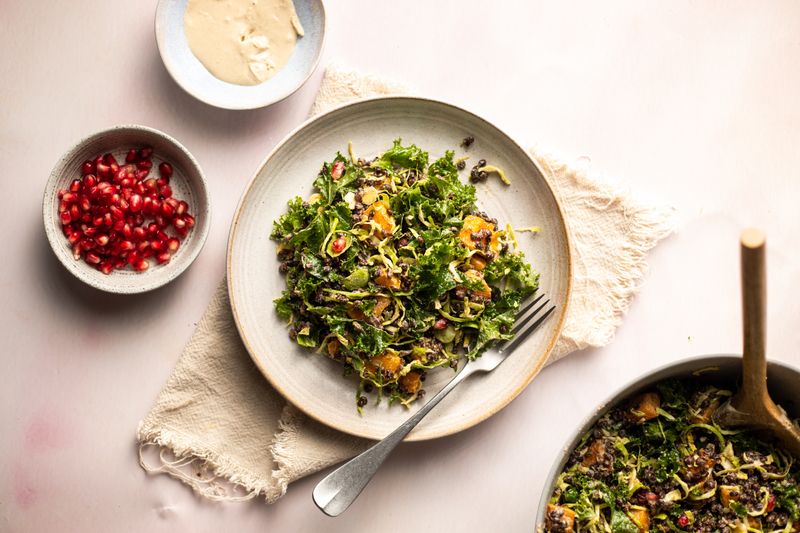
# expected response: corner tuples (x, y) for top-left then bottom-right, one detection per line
(545, 380), (800, 533)
(271, 140), (539, 409)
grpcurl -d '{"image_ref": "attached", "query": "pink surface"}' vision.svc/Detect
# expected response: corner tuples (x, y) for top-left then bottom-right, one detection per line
(2, 1), (800, 531)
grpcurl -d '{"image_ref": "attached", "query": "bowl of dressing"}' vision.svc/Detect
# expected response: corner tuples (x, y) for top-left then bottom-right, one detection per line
(155, 0), (326, 110)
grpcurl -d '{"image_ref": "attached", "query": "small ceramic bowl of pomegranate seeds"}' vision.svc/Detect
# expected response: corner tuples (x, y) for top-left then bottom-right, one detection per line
(43, 125), (210, 293)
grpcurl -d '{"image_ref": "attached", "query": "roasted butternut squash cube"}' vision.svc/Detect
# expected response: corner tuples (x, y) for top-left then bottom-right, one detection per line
(464, 269), (492, 299)
(720, 485), (741, 508)
(362, 200), (395, 236)
(399, 371), (422, 394)
(346, 304), (367, 321)
(374, 269), (401, 290)
(469, 254), (488, 271)
(582, 439), (607, 467)
(326, 339), (340, 358)
(372, 295), (391, 317)
(629, 508), (650, 532)
(459, 215), (500, 252)
(366, 352), (403, 376)
(545, 504), (575, 533)
(626, 392), (661, 422)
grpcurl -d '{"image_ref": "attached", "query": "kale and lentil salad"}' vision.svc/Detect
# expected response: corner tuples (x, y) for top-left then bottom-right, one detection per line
(271, 140), (539, 409)
(545, 380), (800, 533)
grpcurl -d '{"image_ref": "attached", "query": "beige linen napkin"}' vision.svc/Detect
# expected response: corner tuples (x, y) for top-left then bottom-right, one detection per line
(137, 67), (675, 503)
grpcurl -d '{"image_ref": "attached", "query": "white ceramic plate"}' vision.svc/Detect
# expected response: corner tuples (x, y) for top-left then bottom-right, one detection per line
(155, 0), (325, 110)
(228, 97), (572, 440)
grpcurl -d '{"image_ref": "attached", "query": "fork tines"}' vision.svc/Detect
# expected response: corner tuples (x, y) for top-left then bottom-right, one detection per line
(500, 293), (556, 354)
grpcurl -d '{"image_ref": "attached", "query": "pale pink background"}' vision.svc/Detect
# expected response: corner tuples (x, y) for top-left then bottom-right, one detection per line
(2, 1), (800, 532)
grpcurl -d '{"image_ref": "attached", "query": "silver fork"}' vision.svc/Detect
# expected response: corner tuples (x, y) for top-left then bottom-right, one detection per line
(312, 294), (556, 516)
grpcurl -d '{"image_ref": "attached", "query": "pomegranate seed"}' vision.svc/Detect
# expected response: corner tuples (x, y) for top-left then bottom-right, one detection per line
(99, 261), (114, 275)
(142, 196), (154, 214)
(134, 259), (150, 272)
(132, 226), (146, 240)
(138, 147), (153, 159)
(173, 217), (186, 230)
(79, 196), (91, 211)
(160, 185), (173, 199)
(331, 160), (345, 180)
(677, 515), (689, 528)
(133, 183), (145, 195)
(119, 240), (135, 251)
(83, 174), (97, 188)
(67, 232), (81, 245)
(61, 192), (77, 204)
(767, 494), (776, 512)
(175, 226), (188, 237)
(160, 202), (174, 217)
(137, 160), (153, 171)
(120, 177), (135, 189)
(143, 178), (157, 192)
(85, 252), (101, 265)
(81, 160), (95, 175)
(129, 194), (142, 212)
(126, 252), (140, 266)
(156, 252), (171, 264)
(95, 234), (109, 246)
(83, 226), (97, 237)
(176, 200), (189, 216)
(147, 223), (159, 235)
(137, 240), (150, 252)
(156, 230), (169, 242)
(158, 162), (173, 178)
(330, 236), (346, 253)
(70, 179), (81, 192)
(93, 154), (104, 166)
(57, 189), (67, 199)
(96, 163), (111, 178)
(433, 318), (448, 330)
(167, 238), (180, 253)
(125, 149), (138, 163)
(69, 205), (80, 220)
(156, 177), (169, 189)
(103, 153), (118, 166)
(150, 239), (165, 251)
(119, 198), (129, 211)
(72, 244), (82, 260)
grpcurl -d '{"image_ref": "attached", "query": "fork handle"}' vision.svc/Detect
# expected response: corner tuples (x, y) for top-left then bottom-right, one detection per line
(312, 362), (477, 516)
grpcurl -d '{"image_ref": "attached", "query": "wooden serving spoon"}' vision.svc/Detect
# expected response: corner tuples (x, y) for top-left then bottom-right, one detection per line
(713, 228), (800, 457)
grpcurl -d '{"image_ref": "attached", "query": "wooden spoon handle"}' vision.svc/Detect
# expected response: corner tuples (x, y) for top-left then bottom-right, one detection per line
(740, 228), (768, 400)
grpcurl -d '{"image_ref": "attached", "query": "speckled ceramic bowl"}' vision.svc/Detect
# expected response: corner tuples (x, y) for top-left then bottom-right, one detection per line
(155, 0), (326, 110)
(43, 125), (210, 294)
(534, 354), (800, 532)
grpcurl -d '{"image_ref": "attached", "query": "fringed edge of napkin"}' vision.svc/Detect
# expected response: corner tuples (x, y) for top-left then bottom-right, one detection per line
(137, 423), (264, 502)
(532, 148), (677, 361)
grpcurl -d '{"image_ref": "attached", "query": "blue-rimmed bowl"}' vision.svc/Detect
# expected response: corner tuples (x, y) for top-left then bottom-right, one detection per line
(155, 0), (326, 110)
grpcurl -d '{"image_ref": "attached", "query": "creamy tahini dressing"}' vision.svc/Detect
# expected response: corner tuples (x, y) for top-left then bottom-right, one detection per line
(184, 0), (304, 86)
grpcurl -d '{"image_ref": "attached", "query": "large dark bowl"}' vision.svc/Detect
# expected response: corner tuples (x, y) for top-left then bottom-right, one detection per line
(535, 354), (800, 531)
